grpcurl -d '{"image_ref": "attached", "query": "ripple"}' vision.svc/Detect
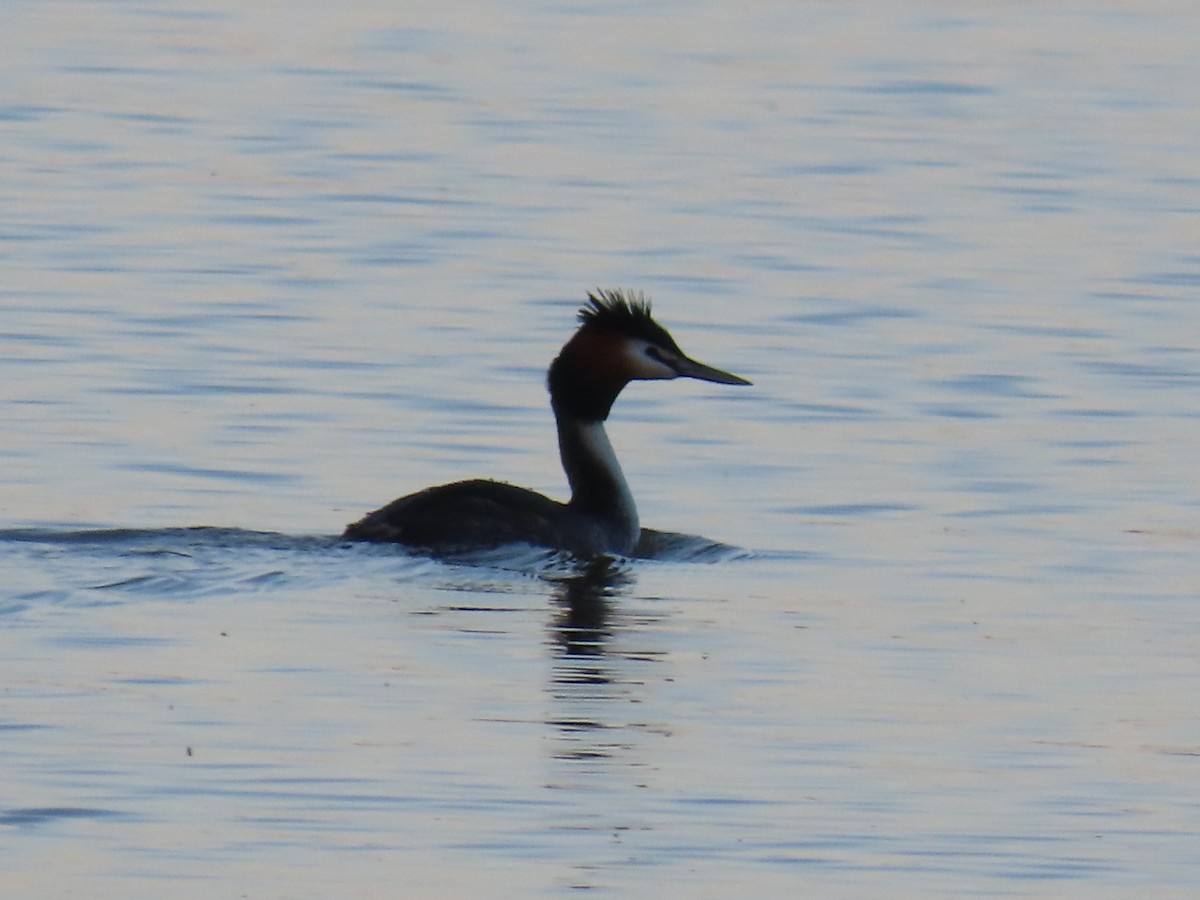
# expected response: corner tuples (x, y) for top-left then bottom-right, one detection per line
(0, 807), (125, 827)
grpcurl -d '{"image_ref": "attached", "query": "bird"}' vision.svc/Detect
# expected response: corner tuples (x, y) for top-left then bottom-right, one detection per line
(343, 289), (750, 557)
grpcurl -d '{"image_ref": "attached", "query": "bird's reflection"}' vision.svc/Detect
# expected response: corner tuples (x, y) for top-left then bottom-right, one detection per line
(544, 556), (660, 763)
(548, 556), (630, 661)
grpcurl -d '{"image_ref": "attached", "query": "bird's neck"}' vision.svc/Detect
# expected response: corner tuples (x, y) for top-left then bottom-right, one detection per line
(556, 413), (638, 539)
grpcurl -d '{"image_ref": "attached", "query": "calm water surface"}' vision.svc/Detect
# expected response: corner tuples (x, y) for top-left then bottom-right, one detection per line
(3, 1), (1199, 897)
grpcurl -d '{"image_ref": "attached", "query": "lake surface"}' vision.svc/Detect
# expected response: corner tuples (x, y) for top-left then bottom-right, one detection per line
(3, 1), (1199, 896)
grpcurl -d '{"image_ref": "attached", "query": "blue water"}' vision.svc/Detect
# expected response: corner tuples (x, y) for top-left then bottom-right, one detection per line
(3, 1), (1200, 896)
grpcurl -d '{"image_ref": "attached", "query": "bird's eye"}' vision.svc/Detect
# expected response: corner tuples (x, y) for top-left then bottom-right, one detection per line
(645, 345), (679, 372)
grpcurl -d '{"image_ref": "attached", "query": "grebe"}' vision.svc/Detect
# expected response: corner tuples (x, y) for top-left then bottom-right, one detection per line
(343, 289), (750, 557)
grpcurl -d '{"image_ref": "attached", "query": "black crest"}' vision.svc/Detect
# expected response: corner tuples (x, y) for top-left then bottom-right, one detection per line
(578, 289), (679, 351)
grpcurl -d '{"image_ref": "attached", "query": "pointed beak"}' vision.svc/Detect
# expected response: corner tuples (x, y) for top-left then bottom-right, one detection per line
(673, 354), (752, 386)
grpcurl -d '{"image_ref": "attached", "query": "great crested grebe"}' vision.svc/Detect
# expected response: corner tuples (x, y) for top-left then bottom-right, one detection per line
(343, 289), (751, 557)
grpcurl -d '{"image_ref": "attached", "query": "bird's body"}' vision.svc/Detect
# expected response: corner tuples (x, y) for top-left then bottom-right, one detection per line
(343, 290), (750, 557)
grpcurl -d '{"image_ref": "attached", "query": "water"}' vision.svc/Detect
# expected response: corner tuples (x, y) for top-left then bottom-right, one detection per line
(3, 1), (1199, 896)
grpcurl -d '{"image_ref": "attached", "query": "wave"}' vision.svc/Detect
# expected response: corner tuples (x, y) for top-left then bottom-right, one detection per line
(0, 525), (751, 565)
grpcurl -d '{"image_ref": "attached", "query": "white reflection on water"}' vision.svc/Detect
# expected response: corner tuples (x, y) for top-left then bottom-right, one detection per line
(3, 0), (1200, 896)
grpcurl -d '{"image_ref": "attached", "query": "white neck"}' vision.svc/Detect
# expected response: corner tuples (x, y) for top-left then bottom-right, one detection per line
(557, 416), (638, 539)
